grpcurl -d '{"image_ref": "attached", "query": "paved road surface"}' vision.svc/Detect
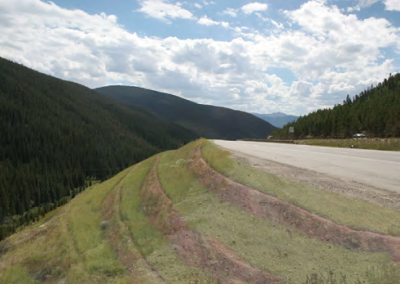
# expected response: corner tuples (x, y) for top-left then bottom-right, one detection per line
(214, 140), (400, 194)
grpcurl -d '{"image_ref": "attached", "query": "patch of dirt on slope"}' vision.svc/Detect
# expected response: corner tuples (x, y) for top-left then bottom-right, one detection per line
(231, 151), (400, 211)
(190, 148), (400, 262)
(101, 172), (166, 284)
(141, 156), (283, 284)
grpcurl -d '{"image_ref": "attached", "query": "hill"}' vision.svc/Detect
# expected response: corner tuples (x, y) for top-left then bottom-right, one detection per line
(0, 57), (196, 239)
(252, 112), (299, 128)
(95, 86), (276, 140)
(270, 73), (400, 138)
(1, 139), (399, 283)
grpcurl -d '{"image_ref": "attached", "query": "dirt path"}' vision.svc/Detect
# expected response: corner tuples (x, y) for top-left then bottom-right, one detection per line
(101, 169), (166, 284)
(190, 147), (400, 262)
(141, 156), (283, 284)
(229, 149), (400, 211)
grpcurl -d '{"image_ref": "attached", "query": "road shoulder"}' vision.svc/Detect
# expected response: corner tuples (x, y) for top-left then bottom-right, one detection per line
(229, 150), (400, 211)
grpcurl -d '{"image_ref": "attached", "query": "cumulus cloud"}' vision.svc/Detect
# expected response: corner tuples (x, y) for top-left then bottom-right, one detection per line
(221, 8), (237, 17)
(0, 0), (398, 115)
(357, 0), (380, 7)
(384, 0), (400, 11)
(137, 0), (194, 22)
(356, 0), (400, 11)
(284, 0), (398, 79)
(241, 2), (268, 15)
(197, 16), (229, 27)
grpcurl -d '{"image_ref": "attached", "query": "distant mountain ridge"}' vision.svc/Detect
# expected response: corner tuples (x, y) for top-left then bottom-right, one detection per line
(252, 112), (299, 128)
(96, 86), (276, 140)
(0, 57), (195, 238)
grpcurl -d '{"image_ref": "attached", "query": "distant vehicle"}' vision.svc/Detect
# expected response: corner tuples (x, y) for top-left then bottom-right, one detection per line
(353, 133), (366, 139)
(267, 135), (273, 139)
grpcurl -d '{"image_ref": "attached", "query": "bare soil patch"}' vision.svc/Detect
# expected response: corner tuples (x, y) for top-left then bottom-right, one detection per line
(191, 147), (400, 262)
(101, 172), (166, 283)
(141, 156), (283, 284)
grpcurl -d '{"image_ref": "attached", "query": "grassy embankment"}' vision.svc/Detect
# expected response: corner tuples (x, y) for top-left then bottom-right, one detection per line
(0, 154), (212, 284)
(0, 139), (399, 283)
(296, 138), (400, 151)
(201, 140), (400, 235)
(158, 140), (399, 283)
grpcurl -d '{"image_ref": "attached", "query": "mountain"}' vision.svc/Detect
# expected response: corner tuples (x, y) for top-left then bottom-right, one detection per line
(252, 112), (299, 128)
(0, 57), (196, 238)
(1, 139), (399, 283)
(270, 73), (400, 138)
(95, 86), (276, 140)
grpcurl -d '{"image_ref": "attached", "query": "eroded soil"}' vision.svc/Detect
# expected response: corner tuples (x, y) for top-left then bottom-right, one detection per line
(141, 157), (284, 284)
(190, 147), (400, 262)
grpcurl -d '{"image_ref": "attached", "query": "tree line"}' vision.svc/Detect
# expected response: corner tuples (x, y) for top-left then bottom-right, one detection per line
(270, 73), (400, 138)
(0, 57), (196, 240)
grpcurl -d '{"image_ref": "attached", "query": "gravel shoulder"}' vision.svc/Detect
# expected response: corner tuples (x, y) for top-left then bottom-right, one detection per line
(227, 149), (400, 211)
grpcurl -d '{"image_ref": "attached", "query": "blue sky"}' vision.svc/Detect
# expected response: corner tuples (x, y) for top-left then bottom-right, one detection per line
(0, 0), (399, 115)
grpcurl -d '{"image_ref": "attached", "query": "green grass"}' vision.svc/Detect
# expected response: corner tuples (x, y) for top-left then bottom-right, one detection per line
(201, 140), (400, 235)
(120, 153), (216, 283)
(120, 156), (164, 257)
(157, 140), (393, 283)
(0, 266), (38, 284)
(1, 139), (399, 284)
(0, 168), (132, 284)
(67, 169), (131, 280)
(296, 138), (400, 151)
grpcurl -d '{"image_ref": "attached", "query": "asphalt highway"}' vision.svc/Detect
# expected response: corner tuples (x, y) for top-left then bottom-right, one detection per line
(213, 140), (400, 194)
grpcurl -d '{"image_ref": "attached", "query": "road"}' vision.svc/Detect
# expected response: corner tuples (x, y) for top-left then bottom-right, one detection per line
(213, 140), (400, 194)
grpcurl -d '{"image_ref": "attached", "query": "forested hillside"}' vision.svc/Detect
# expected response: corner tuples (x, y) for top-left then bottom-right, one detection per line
(271, 73), (400, 138)
(0, 57), (196, 239)
(96, 86), (276, 140)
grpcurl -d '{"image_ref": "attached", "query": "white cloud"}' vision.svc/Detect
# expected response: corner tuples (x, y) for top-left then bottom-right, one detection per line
(384, 0), (400, 11)
(356, 0), (400, 10)
(221, 8), (237, 17)
(357, 0), (380, 7)
(138, 0), (194, 22)
(194, 3), (202, 9)
(347, 6), (361, 12)
(241, 2), (268, 15)
(0, 0), (398, 116)
(197, 16), (229, 28)
(197, 16), (218, 26)
(271, 20), (284, 29)
(284, 0), (399, 80)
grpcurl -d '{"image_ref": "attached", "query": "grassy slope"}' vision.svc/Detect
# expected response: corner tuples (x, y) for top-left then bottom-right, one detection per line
(296, 138), (400, 151)
(1, 139), (399, 283)
(201, 140), (400, 235)
(158, 141), (395, 283)
(95, 85), (276, 140)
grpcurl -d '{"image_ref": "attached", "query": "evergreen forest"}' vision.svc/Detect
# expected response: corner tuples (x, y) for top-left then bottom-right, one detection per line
(271, 73), (400, 138)
(96, 86), (276, 140)
(0, 57), (196, 239)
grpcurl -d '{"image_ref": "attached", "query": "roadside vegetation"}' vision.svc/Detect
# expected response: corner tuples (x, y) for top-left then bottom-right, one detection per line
(202, 140), (400, 235)
(296, 138), (400, 151)
(270, 73), (400, 139)
(1, 139), (399, 283)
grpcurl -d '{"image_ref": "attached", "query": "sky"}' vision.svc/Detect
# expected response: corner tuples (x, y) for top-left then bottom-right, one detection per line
(0, 0), (399, 115)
